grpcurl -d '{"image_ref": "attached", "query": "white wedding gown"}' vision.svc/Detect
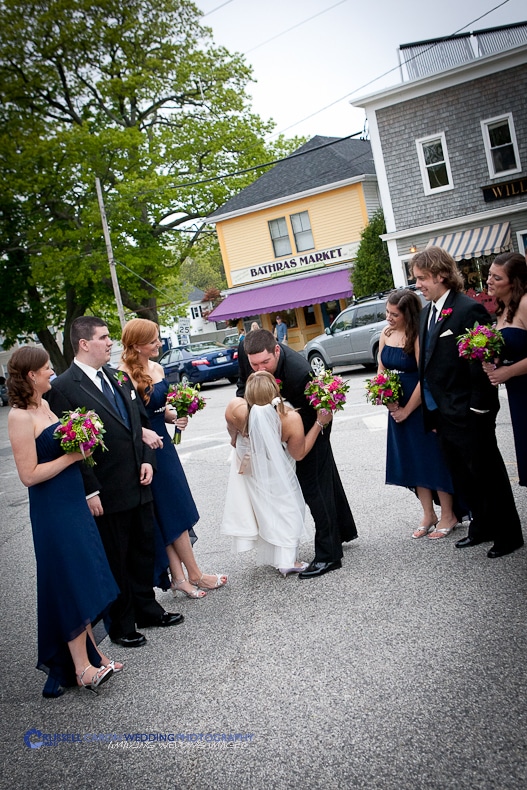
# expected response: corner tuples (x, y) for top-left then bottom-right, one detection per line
(220, 404), (312, 568)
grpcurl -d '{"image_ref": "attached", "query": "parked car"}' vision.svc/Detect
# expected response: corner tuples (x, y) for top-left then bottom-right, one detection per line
(159, 341), (239, 386)
(302, 288), (426, 374)
(222, 333), (240, 350)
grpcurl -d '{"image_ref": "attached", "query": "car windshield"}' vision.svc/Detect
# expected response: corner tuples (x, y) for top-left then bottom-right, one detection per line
(185, 342), (227, 354)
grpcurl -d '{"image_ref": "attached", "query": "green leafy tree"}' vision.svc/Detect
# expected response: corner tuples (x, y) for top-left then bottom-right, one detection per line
(179, 234), (227, 293)
(0, 0), (301, 369)
(351, 210), (394, 298)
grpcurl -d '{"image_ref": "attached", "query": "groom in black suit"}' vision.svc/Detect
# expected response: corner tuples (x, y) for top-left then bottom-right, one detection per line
(47, 316), (183, 647)
(413, 247), (523, 558)
(236, 330), (357, 577)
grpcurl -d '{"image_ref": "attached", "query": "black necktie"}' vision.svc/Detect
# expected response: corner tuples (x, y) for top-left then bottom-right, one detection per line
(97, 371), (130, 428)
(429, 304), (438, 329)
(97, 370), (118, 411)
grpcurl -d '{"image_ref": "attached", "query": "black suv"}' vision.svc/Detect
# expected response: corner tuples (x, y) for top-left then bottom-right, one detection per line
(302, 288), (425, 374)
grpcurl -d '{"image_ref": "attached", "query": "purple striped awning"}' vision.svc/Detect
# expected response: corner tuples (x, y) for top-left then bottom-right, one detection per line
(208, 268), (353, 321)
(426, 222), (511, 261)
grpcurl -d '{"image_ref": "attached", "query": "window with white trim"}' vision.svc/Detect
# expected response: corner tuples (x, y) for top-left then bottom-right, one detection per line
(517, 229), (527, 256)
(268, 217), (292, 257)
(290, 211), (314, 252)
(190, 306), (203, 319)
(481, 114), (521, 178)
(416, 133), (453, 195)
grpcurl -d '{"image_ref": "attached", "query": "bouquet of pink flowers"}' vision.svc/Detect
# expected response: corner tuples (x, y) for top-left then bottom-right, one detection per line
(53, 409), (107, 467)
(304, 370), (349, 413)
(364, 370), (402, 406)
(457, 322), (503, 362)
(166, 383), (207, 444)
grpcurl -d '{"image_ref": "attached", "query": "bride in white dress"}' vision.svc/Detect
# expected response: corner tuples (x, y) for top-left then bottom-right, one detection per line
(221, 372), (332, 576)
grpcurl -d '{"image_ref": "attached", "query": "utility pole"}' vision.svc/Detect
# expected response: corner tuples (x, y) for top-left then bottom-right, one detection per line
(95, 177), (126, 329)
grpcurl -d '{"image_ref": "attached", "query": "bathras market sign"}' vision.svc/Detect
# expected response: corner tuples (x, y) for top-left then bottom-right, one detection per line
(231, 242), (359, 286)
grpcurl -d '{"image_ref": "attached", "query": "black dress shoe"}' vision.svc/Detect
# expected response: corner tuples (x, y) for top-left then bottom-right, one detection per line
(137, 611), (184, 628)
(298, 560), (342, 579)
(111, 631), (147, 648)
(487, 542), (524, 559)
(455, 536), (487, 549)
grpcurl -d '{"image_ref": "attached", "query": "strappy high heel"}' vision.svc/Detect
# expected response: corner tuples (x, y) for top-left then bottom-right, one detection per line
(77, 664), (113, 694)
(279, 562), (309, 577)
(190, 573), (228, 591)
(171, 579), (207, 599)
(105, 659), (124, 673)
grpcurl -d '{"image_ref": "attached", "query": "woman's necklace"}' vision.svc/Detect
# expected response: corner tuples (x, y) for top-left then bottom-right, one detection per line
(32, 402), (54, 422)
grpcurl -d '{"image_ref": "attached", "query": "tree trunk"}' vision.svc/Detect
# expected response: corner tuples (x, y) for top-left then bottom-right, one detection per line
(35, 328), (68, 374)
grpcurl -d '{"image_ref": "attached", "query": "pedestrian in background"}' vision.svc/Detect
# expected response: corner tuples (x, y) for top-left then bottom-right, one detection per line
(274, 315), (288, 345)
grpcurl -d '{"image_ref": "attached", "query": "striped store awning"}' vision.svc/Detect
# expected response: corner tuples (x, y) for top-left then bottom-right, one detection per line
(426, 222), (511, 261)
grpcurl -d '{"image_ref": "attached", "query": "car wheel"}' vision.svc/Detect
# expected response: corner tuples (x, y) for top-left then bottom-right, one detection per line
(180, 373), (190, 386)
(227, 377), (237, 384)
(308, 353), (327, 376)
(364, 346), (380, 371)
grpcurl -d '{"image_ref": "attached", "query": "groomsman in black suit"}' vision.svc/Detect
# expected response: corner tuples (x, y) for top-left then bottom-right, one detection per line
(47, 316), (183, 647)
(236, 330), (357, 578)
(413, 247), (523, 558)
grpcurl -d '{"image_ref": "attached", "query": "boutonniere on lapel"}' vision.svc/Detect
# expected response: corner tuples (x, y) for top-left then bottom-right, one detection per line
(437, 308), (453, 322)
(114, 371), (129, 387)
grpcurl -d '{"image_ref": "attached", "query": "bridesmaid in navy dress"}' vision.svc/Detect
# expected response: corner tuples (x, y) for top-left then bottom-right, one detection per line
(378, 290), (458, 539)
(119, 319), (227, 598)
(7, 347), (120, 697)
(483, 252), (527, 486)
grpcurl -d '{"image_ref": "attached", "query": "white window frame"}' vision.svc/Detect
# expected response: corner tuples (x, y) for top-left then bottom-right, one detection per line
(416, 132), (454, 196)
(516, 229), (527, 256)
(481, 113), (521, 179)
(290, 210), (314, 253)
(268, 217), (292, 258)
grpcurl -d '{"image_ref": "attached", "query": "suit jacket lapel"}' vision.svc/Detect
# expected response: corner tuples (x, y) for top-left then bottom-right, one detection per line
(72, 364), (127, 427)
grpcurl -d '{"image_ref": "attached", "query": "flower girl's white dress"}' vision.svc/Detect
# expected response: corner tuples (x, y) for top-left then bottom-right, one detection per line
(220, 403), (312, 569)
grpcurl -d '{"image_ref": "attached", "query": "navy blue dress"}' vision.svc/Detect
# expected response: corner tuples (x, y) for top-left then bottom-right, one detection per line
(501, 327), (527, 486)
(144, 380), (199, 589)
(29, 424), (119, 687)
(381, 345), (453, 492)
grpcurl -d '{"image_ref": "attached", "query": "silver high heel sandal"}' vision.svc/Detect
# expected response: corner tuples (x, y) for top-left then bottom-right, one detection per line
(190, 573), (228, 591)
(104, 659), (124, 673)
(77, 664), (114, 694)
(171, 579), (207, 599)
(279, 562), (309, 577)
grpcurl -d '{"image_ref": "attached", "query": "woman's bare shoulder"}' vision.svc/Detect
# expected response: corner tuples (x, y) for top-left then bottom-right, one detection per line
(8, 405), (30, 424)
(226, 397), (247, 419)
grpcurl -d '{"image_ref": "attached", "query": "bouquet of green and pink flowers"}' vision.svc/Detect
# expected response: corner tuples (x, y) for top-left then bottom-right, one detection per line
(53, 409), (107, 467)
(364, 370), (402, 406)
(304, 370), (349, 413)
(166, 383), (207, 444)
(457, 322), (503, 362)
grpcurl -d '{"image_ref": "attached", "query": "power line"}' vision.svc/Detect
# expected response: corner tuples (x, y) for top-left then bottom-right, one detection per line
(202, 0), (234, 17)
(168, 130), (364, 190)
(245, 0), (349, 54)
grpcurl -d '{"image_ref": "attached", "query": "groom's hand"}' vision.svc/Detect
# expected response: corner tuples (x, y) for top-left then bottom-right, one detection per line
(87, 494), (104, 518)
(140, 463), (153, 485)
